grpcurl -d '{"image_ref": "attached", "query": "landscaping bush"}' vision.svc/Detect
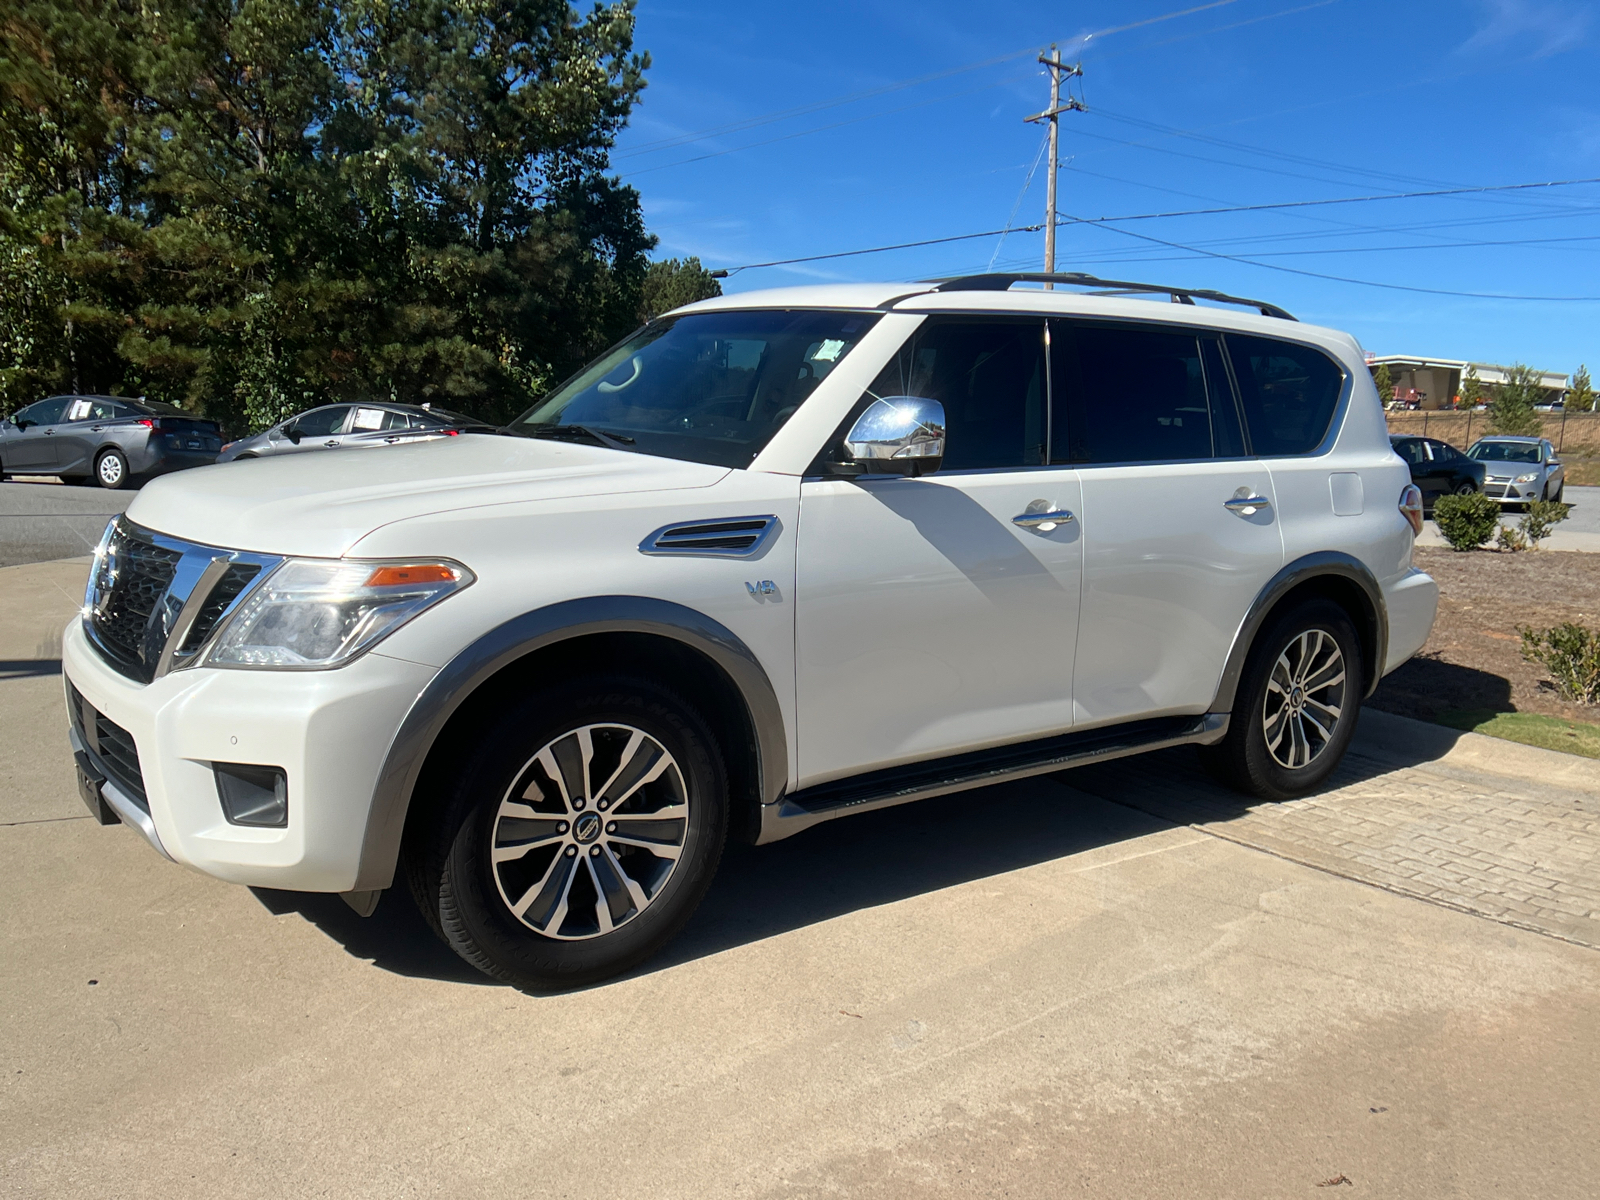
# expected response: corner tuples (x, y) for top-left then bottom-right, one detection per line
(1433, 492), (1501, 551)
(1519, 499), (1571, 546)
(1496, 525), (1528, 552)
(1519, 623), (1600, 704)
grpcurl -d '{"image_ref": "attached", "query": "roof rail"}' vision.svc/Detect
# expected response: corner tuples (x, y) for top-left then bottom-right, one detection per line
(928, 272), (1296, 321)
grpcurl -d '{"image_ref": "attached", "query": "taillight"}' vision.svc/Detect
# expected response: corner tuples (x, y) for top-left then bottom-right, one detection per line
(443, 429), (461, 436)
(1399, 484), (1424, 535)
(136, 418), (153, 428)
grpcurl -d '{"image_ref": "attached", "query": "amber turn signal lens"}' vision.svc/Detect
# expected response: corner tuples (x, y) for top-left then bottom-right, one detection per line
(364, 563), (459, 587)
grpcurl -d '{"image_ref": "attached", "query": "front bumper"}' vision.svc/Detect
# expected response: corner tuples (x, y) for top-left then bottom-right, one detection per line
(62, 619), (438, 891)
(1482, 479), (1543, 503)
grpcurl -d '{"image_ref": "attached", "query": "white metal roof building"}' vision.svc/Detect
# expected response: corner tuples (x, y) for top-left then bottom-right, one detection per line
(1364, 354), (1568, 409)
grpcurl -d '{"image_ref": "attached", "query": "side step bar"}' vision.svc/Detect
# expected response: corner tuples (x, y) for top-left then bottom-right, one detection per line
(756, 712), (1229, 844)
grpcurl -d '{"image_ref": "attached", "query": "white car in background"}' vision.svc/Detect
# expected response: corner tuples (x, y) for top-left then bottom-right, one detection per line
(62, 271), (1438, 989)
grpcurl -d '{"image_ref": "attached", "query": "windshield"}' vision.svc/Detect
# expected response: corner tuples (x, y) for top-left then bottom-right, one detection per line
(510, 310), (880, 468)
(1468, 441), (1541, 463)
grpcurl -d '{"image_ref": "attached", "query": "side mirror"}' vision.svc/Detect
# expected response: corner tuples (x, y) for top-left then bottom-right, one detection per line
(842, 396), (946, 476)
(12, 418), (31, 431)
(283, 422), (301, 444)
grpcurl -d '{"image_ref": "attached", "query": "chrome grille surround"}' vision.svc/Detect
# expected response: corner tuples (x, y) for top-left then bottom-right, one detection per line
(639, 515), (780, 558)
(84, 516), (283, 683)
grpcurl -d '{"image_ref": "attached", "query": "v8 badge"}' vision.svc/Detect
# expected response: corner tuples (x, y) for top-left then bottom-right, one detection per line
(745, 580), (777, 596)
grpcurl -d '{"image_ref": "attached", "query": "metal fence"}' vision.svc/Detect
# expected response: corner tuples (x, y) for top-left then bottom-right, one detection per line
(1384, 410), (1600, 455)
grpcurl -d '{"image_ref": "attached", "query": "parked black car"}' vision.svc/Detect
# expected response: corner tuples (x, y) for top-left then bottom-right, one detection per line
(216, 402), (489, 462)
(0, 395), (222, 489)
(1389, 434), (1486, 505)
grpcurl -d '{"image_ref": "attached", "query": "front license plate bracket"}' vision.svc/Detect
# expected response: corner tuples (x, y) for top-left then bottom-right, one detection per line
(73, 752), (119, 826)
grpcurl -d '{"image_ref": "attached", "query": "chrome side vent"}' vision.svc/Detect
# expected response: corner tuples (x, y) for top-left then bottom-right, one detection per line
(641, 515), (780, 558)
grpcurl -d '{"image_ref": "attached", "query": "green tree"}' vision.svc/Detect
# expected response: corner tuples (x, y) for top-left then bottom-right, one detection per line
(1460, 364), (1484, 408)
(1488, 363), (1545, 436)
(1372, 361), (1394, 404)
(639, 257), (722, 322)
(1567, 364), (1596, 413)
(0, 0), (656, 428)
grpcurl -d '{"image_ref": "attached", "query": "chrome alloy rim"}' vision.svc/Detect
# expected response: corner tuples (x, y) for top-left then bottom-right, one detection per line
(490, 723), (689, 941)
(1262, 630), (1346, 770)
(98, 454), (123, 485)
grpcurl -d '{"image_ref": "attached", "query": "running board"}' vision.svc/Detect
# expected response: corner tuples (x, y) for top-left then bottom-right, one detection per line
(756, 713), (1228, 844)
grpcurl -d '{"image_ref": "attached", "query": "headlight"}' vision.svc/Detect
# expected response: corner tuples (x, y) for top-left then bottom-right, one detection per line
(1515, 472), (1539, 483)
(206, 558), (473, 669)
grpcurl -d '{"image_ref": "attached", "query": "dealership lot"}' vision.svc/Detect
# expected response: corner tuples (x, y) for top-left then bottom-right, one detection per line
(3, 553), (1598, 1198)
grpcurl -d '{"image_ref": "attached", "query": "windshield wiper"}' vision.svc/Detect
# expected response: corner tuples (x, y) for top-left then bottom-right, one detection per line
(520, 423), (636, 449)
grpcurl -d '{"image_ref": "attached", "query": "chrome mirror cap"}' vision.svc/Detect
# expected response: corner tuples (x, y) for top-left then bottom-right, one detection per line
(843, 397), (946, 475)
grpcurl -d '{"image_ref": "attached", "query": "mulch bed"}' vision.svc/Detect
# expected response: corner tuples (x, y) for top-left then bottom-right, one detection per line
(1368, 546), (1600, 725)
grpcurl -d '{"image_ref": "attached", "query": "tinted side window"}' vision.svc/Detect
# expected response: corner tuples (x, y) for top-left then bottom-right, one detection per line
(1226, 335), (1345, 456)
(1392, 439), (1425, 466)
(292, 406), (350, 437)
(1049, 322), (1221, 464)
(20, 398), (70, 425)
(861, 318), (1045, 470)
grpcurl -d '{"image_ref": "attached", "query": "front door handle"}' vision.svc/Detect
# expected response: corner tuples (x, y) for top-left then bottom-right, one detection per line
(1224, 490), (1272, 515)
(324, 439), (341, 448)
(1012, 508), (1075, 531)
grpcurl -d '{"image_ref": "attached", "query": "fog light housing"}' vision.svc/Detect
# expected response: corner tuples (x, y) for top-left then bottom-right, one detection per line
(214, 763), (288, 827)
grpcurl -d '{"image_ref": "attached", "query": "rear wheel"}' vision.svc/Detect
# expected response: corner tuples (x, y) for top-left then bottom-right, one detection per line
(1453, 480), (1476, 495)
(94, 448), (130, 489)
(1201, 599), (1363, 801)
(405, 675), (728, 990)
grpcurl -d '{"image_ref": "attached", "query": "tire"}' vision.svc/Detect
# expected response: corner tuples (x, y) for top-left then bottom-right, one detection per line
(1200, 598), (1364, 802)
(1453, 481), (1476, 496)
(94, 448), (130, 489)
(404, 675), (728, 990)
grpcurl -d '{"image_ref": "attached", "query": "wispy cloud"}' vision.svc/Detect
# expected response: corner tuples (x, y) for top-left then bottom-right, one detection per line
(1460, 0), (1590, 58)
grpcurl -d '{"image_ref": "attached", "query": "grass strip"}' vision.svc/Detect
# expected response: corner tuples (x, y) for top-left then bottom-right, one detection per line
(1434, 708), (1600, 759)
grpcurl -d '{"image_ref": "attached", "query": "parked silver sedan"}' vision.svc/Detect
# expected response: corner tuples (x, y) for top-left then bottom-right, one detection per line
(216, 402), (487, 463)
(1465, 435), (1566, 506)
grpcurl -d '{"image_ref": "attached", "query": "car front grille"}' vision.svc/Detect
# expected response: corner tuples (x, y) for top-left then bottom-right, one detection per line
(84, 518), (281, 683)
(67, 681), (147, 807)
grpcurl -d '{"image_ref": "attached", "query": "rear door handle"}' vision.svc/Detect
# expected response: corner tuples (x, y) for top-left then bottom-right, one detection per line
(1012, 508), (1075, 530)
(1224, 491), (1271, 515)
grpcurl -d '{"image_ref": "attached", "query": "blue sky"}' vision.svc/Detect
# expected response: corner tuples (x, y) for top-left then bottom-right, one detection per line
(613, 0), (1600, 377)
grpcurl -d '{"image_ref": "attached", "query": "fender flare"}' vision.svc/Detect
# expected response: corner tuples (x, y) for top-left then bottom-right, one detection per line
(1208, 551), (1388, 715)
(351, 595), (788, 891)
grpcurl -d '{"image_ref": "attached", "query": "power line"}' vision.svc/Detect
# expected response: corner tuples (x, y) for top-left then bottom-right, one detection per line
(1061, 211), (1600, 301)
(712, 176), (1600, 275)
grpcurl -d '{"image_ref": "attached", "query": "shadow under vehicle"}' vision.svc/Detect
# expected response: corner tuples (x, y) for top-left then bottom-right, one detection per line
(0, 395), (222, 490)
(217, 402), (492, 463)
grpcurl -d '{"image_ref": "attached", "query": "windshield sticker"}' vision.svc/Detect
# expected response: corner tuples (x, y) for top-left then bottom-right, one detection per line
(813, 339), (847, 362)
(67, 399), (92, 420)
(352, 407), (386, 430)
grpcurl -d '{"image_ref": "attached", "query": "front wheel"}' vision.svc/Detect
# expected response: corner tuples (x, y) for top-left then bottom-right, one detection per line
(405, 675), (728, 990)
(1454, 481), (1476, 496)
(94, 448), (130, 489)
(1201, 599), (1364, 801)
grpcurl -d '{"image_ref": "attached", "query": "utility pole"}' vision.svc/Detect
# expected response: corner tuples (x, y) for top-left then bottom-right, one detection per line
(1025, 46), (1084, 284)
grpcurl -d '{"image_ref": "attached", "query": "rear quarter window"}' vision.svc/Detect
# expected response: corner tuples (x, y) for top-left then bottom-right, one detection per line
(1226, 335), (1345, 456)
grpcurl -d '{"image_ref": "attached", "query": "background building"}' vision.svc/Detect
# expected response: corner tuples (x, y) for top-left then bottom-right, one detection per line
(1364, 355), (1568, 409)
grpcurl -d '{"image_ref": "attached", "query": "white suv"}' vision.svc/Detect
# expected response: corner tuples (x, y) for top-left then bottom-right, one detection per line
(62, 273), (1438, 988)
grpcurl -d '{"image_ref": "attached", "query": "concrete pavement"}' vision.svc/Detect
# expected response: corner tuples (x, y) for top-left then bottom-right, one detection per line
(3, 557), (1598, 1198)
(0, 479), (132, 568)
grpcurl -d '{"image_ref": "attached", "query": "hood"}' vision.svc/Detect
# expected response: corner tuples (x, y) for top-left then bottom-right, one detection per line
(126, 433), (730, 557)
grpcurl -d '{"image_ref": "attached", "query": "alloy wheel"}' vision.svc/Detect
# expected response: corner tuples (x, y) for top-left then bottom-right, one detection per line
(97, 453), (124, 486)
(489, 723), (689, 941)
(1262, 630), (1346, 770)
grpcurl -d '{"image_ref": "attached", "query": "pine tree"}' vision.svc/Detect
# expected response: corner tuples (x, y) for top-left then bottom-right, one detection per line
(1460, 364), (1485, 408)
(1488, 364), (1546, 436)
(0, 0), (656, 428)
(1567, 365), (1596, 413)
(639, 258), (723, 322)
(1372, 362), (1394, 404)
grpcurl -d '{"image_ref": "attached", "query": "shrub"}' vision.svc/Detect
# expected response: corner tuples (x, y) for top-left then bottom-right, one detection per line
(1496, 525), (1528, 552)
(1519, 623), (1600, 704)
(1519, 499), (1571, 546)
(1433, 492), (1501, 551)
